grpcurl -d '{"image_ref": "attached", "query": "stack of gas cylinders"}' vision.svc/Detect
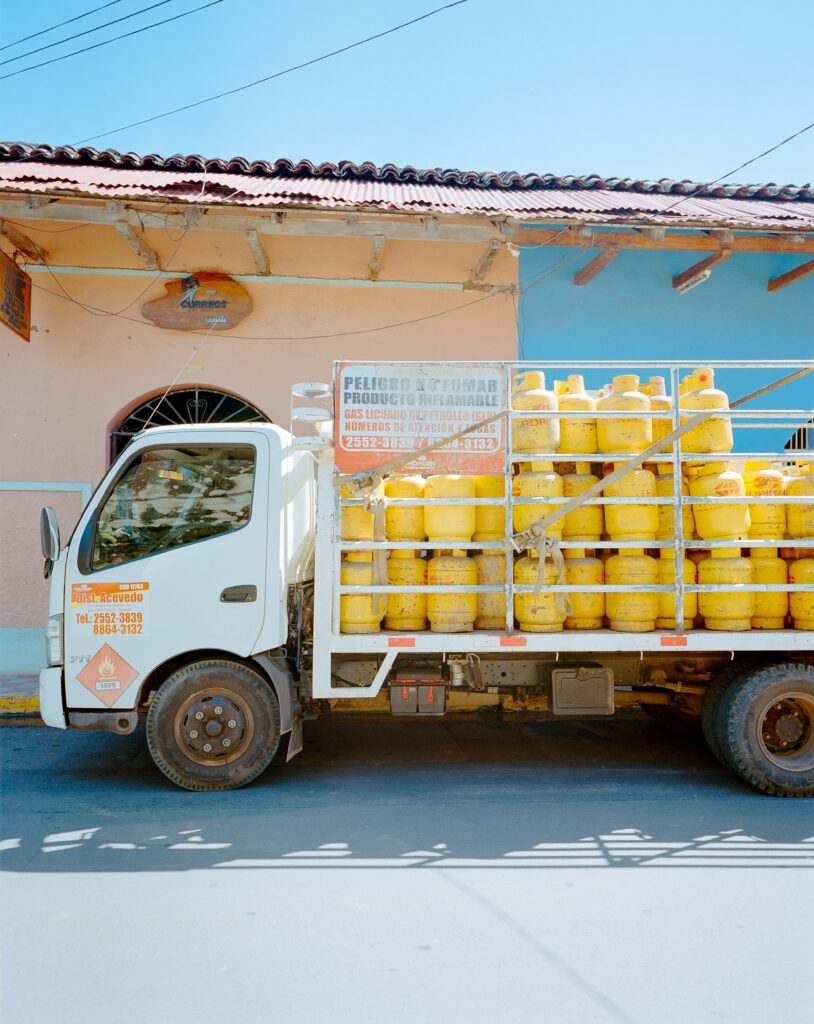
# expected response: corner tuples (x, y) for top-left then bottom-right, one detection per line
(339, 367), (814, 634)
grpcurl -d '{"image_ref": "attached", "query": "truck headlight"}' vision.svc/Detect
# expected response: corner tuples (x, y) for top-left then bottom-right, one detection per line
(46, 614), (63, 667)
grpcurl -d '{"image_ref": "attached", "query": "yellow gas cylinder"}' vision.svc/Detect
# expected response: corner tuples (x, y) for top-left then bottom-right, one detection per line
(786, 463), (814, 539)
(473, 552), (506, 629)
(561, 461), (603, 541)
(424, 475), (476, 543)
(564, 548), (604, 630)
(596, 374), (653, 454)
(558, 374), (597, 454)
(427, 551), (477, 633)
(513, 555), (566, 632)
(750, 549), (788, 630)
(340, 483), (374, 541)
(648, 376), (673, 446)
(699, 549), (754, 631)
(511, 370), (559, 454)
(688, 462), (750, 541)
(743, 461), (786, 541)
(605, 549), (659, 632)
(384, 474), (425, 543)
(553, 379), (569, 398)
(473, 475), (505, 543)
(604, 463), (658, 542)
(383, 550), (427, 632)
(512, 461), (564, 537)
(339, 553), (384, 634)
(654, 463), (695, 541)
(656, 550), (697, 630)
(679, 367), (734, 453)
(789, 557), (814, 630)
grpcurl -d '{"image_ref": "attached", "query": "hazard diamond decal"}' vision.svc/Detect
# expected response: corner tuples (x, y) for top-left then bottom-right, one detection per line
(76, 644), (139, 707)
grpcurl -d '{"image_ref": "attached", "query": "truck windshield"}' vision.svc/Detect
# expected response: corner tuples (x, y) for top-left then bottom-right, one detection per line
(92, 444), (255, 570)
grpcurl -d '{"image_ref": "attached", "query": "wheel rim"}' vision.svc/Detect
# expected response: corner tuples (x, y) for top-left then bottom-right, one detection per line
(173, 687), (255, 766)
(756, 691), (814, 773)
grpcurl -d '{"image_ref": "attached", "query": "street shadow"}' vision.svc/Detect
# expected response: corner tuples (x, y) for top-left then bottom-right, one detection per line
(1, 713), (812, 873)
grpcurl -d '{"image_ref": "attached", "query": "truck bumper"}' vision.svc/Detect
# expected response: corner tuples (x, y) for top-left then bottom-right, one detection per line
(39, 668), (67, 729)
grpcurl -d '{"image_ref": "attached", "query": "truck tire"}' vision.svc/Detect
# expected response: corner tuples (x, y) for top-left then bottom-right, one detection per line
(701, 660), (756, 767)
(641, 702), (702, 738)
(715, 661), (814, 797)
(146, 659), (281, 791)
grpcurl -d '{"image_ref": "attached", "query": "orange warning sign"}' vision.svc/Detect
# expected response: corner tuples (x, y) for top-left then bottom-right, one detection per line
(334, 362), (507, 474)
(76, 644), (139, 707)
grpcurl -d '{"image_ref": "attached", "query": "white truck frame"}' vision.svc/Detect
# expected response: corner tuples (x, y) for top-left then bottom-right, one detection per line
(38, 359), (814, 795)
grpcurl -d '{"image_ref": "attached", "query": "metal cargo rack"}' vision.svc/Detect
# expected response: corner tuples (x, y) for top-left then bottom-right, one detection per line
(299, 360), (814, 699)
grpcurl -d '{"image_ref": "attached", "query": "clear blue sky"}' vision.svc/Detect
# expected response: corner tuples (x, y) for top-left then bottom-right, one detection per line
(1, 0), (812, 185)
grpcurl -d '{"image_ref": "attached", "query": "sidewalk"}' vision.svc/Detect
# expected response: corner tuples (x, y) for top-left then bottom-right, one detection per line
(0, 674), (40, 718)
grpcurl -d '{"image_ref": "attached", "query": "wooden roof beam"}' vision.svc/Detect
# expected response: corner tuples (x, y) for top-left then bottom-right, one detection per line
(114, 220), (159, 270)
(574, 246), (619, 286)
(368, 234), (385, 280)
(672, 249), (731, 293)
(767, 258), (814, 293)
(245, 228), (270, 275)
(516, 226), (814, 255)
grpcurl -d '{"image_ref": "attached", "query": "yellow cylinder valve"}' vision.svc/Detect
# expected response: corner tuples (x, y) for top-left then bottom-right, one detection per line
(558, 374), (597, 454)
(688, 462), (750, 541)
(473, 552), (506, 629)
(789, 557), (814, 630)
(604, 463), (658, 542)
(656, 550), (697, 630)
(512, 461), (564, 538)
(596, 374), (653, 454)
(561, 461), (603, 542)
(427, 551), (477, 633)
(424, 475), (476, 543)
(511, 370), (560, 454)
(564, 548), (604, 630)
(514, 555), (566, 632)
(384, 549), (427, 632)
(605, 548), (659, 632)
(679, 367), (734, 453)
(340, 553), (384, 634)
(750, 549), (788, 630)
(384, 475), (425, 543)
(699, 548), (754, 631)
(473, 475), (505, 543)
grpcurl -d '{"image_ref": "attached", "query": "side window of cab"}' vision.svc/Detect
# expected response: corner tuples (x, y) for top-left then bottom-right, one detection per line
(86, 444), (256, 572)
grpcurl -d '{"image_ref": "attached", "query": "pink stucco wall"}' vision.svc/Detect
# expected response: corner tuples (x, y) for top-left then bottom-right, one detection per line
(1, 217), (517, 663)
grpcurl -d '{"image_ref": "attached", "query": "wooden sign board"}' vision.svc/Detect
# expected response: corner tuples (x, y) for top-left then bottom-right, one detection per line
(1, 249), (31, 342)
(142, 272), (252, 332)
(334, 361), (507, 474)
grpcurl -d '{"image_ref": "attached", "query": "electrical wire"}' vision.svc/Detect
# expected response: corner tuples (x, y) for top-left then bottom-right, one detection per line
(0, 0), (224, 81)
(0, 1), (124, 53)
(0, 0), (179, 68)
(74, 0), (471, 143)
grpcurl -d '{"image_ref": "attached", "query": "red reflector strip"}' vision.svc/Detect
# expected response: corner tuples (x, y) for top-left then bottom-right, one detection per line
(388, 637), (416, 648)
(660, 636), (688, 647)
(500, 636), (527, 647)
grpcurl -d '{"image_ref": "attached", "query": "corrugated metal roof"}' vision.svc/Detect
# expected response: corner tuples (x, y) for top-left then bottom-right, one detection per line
(1, 142), (812, 229)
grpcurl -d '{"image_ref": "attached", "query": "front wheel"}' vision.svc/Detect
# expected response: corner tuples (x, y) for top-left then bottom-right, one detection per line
(146, 659), (281, 791)
(715, 662), (814, 797)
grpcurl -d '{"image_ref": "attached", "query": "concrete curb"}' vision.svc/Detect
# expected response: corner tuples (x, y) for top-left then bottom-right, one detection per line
(0, 676), (40, 719)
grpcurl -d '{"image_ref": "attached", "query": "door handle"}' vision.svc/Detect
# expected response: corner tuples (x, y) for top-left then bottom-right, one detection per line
(220, 585), (257, 603)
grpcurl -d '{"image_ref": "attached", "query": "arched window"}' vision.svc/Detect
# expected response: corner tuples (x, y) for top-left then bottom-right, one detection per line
(109, 386), (270, 462)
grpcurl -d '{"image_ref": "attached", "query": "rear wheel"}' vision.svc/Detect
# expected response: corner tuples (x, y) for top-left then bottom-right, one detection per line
(146, 659), (280, 791)
(701, 660), (756, 766)
(716, 662), (814, 797)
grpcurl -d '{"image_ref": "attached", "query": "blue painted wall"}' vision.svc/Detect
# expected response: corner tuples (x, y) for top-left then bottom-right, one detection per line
(518, 240), (814, 452)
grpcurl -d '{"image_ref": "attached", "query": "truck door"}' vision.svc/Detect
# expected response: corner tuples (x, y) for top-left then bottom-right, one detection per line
(63, 429), (270, 712)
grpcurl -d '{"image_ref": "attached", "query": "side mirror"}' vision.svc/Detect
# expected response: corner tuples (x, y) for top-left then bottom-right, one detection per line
(40, 506), (60, 579)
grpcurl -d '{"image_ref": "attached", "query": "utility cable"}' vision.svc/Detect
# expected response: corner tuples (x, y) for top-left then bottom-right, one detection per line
(0, 0), (224, 81)
(0, 1), (124, 53)
(74, 0), (471, 143)
(0, 0), (179, 67)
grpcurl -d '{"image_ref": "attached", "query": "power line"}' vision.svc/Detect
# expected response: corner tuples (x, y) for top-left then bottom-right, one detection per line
(74, 0), (472, 143)
(0, 0), (224, 82)
(0, 1), (125, 53)
(0, 0), (178, 68)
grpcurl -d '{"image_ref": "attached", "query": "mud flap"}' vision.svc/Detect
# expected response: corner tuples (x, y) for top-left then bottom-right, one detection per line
(286, 710), (303, 761)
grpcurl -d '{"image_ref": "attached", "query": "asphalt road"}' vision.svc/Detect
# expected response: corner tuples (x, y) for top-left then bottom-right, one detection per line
(2, 712), (813, 1024)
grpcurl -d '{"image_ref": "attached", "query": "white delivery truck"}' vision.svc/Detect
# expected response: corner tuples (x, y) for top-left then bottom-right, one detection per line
(38, 360), (814, 794)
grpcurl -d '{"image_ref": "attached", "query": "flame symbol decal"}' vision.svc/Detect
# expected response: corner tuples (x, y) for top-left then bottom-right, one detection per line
(98, 655), (117, 678)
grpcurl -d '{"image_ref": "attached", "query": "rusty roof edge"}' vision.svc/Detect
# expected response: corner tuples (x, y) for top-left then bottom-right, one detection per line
(1, 142), (812, 202)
